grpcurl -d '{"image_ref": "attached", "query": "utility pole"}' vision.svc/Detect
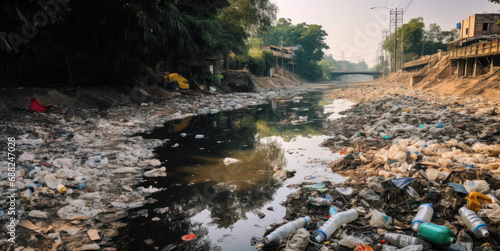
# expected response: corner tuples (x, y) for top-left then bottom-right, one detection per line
(390, 8), (403, 72)
(341, 51), (345, 70)
(280, 36), (284, 76)
(392, 9), (397, 72)
(421, 35), (427, 56)
(400, 16), (404, 70)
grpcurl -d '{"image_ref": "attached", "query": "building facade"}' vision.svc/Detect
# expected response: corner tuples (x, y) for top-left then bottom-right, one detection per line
(459, 13), (500, 39)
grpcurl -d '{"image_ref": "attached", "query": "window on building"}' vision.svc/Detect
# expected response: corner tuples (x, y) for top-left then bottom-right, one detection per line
(483, 23), (488, 31)
(466, 28), (469, 35)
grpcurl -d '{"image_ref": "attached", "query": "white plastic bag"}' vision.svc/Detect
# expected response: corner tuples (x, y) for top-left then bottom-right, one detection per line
(338, 234), (373, 248)
(464, 180), (490, 194)
(426, 168), (443, 181)
(223, 157), (240, 165)
(370, 209), (393, 228)
(44, 174), (60, 189)
(477, 208), (500, 222)
(284, 228), (309, 251)
(360, 189), (381, 201)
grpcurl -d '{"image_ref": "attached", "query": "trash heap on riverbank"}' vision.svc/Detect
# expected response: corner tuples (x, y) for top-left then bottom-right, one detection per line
(0, 88), (308, 250)
(258, 92), (500, 251)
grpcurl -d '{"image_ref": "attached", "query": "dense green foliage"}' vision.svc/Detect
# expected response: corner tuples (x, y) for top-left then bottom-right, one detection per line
(230, 48), (275, 76)
(255, 18), (330, 81)
(381, 17), (458, 69)
(0, 0), (276, 87)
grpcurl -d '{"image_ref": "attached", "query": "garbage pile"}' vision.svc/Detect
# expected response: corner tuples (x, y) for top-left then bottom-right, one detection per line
(0, 87), (308, 250)
(258, 93), (500, 251)
(322, 94), (499, 151)
(258, 167), (499, 251)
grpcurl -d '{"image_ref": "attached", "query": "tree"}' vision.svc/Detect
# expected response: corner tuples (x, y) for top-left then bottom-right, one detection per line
(489, 0), (500, 3)
(383, 17), (425, 66)
(428, 23), (444, 43)
(218, 0), (277, 68)
(0, 0), (279, 87)
(257, 18), (329, 81)
(219, 0), (277, 33)
(441, 29), (459, 43)
(382, 17), (458, 66)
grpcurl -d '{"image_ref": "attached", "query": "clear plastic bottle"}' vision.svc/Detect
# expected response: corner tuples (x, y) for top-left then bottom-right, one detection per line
(384, 233), (430, 248)
(309, 197), (331, 206)
(264, 216), (311, 243)
(314, 209), (358, 243)
(458, 207), (490, 238)
(411, 203), (434, 232)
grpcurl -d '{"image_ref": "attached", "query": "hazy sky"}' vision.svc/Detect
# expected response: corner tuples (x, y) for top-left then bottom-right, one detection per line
(272, 0), (500, 66)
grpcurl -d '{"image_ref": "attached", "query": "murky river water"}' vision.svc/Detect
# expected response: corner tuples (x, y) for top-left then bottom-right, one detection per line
(114, 89), (354, 251)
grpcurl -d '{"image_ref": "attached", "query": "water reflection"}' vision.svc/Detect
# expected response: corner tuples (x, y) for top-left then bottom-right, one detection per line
(114, 92), (340, 250)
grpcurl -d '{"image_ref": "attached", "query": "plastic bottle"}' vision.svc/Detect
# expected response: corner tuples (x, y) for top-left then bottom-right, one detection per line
(315, 209), (358, 243)
(411, 203), (434, 232)
(309, 197), (331, 206)
(329, 206), (338, 216)
(57, 184), (67, 194)
(264, 216), (311, 243)
(93, 198), (101, 208)
(417, 222), (455, 246)
(458, 207), (490, 238)
(44, 174), (60, 189)
(384, 233), (430, 248)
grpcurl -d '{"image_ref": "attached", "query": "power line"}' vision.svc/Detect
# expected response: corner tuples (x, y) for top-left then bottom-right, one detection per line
(404, 0), (415, 14)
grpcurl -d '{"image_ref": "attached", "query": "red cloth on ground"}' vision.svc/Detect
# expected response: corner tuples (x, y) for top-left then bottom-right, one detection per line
(30, 99), (53, 113)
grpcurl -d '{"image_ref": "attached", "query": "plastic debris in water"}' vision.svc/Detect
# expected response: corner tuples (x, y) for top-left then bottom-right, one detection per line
(181, 234), (196, 241)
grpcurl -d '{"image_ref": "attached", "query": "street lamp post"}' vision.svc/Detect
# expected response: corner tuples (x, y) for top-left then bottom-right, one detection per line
(371, 6), (392, 73)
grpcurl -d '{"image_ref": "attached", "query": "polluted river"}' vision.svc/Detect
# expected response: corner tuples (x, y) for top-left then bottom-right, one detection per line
(6, 78), (500, 251)
(113, 87), (353, 250)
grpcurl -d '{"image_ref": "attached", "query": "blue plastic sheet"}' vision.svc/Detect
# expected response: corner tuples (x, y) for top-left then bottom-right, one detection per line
(447, 182), (468, 194)
(391, 177), (414, 189)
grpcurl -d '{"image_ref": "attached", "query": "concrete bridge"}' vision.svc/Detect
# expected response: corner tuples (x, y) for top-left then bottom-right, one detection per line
(330, 71), (383, 79)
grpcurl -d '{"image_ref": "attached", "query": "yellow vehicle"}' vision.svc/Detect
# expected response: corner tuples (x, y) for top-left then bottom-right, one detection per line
(167, 73), (190, 90)
(169, 118), (192, 132)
